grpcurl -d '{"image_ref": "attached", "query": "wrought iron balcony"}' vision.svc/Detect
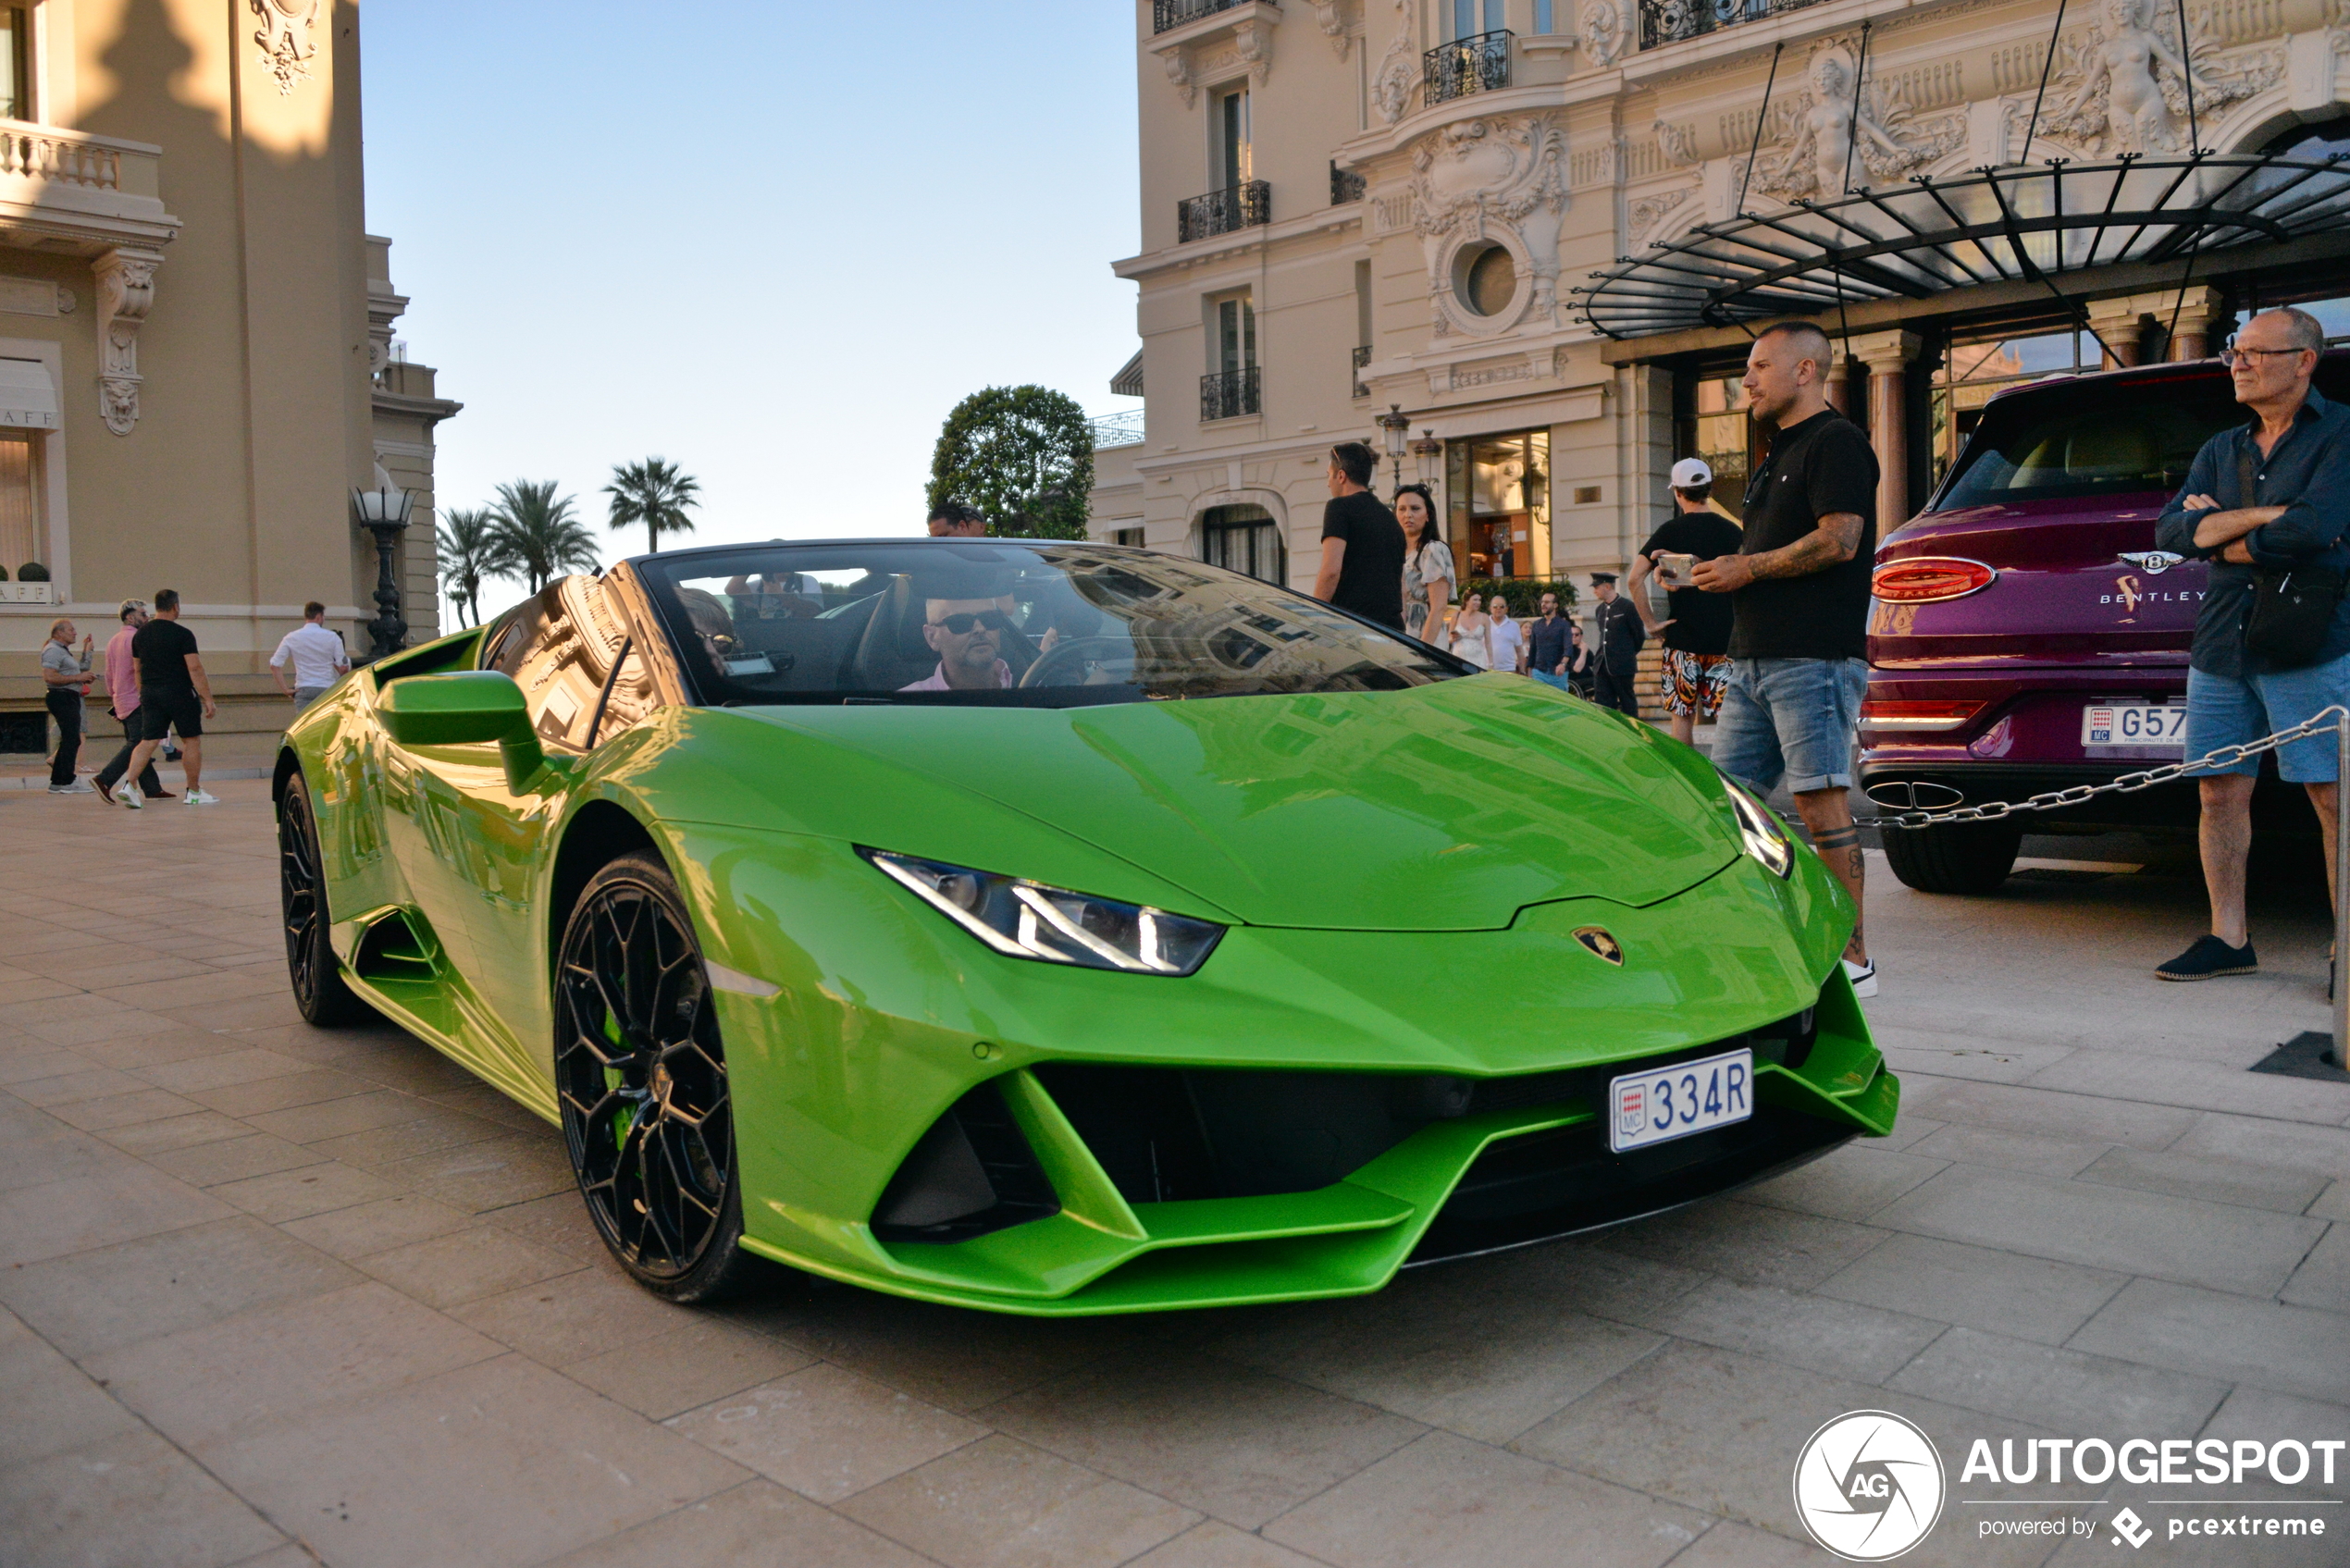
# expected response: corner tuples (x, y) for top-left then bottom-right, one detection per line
(1351, 345), (1372, 400)
(1154, 0), (1247, 32)
(1201, 366), (1260, 422)
(1424, 31), (1511, 105)
(1177, 179), (1271, 243)
(1087, 410), (1144, 449)
(1639, 0), (1828, 52)
(1330, 161), (1367, 205)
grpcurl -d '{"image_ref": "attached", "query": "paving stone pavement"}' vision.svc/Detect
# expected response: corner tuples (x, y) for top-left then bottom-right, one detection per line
(2, 781), (2346, 1568)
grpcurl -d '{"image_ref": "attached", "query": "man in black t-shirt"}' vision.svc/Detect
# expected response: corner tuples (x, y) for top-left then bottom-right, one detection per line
(112, 588), (219, 809)
(1313, 441), (1405, 629)
(1628, 457), (1744, 745)
(1689, 321), (1881, 997)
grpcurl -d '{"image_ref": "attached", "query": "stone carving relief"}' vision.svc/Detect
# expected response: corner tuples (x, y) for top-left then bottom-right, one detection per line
(2042, 0), (2265, 153)
(249, 0), (319, 94)
(94, 249), (161, 438)
(1582, 0), (1627, 68)
(1374, 0), (1420, 124)
(1309, 0), (1352, 57)
(1410, 116), (1569, 334)
(1166, 50), (1198, 110)
(1629, 186), (1693, 244)
(1655, 118), (1700, 168)
(1753, 39), (1967, 201)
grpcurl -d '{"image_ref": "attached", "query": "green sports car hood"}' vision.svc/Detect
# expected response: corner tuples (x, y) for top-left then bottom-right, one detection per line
(662, 673), (1742, 933)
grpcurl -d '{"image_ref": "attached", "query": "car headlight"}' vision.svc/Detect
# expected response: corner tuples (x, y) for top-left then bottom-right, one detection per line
(1722, 779), (1794, 879)
(863, 849), (1224, 976)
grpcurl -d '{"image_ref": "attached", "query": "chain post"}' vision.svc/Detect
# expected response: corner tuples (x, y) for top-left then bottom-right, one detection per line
(2336, 710), (2348, 1070)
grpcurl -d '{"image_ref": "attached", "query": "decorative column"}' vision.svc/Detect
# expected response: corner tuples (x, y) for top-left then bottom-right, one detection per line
(2134, 286), (2225, 362)
(2086, 296), (2147, 368)
(1852, 331), (1921, 535)
(93, 247), (164, 437)
(1825, 354), (1860, 422)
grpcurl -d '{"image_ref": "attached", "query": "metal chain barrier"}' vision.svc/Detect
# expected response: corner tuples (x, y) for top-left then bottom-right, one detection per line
(1857, 706), (2350, 829)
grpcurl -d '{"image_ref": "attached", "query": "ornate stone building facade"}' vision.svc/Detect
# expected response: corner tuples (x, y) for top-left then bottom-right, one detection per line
(1090, 0), (2350, 610)
(0, 0), (455, 748)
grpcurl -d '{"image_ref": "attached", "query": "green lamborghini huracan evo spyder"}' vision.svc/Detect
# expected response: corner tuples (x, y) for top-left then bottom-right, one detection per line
(273, 539), (1897, 1313)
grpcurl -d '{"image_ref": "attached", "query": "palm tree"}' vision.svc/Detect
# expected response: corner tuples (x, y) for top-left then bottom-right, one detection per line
(603, 457), (701, 554)
(435, 506), (507, 627)
(488, 479), (600, 594)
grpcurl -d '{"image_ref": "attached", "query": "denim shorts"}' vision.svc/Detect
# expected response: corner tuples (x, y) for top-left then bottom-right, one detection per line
(1712, 657), (1869, 795)
(2184, 653), (2350, 784)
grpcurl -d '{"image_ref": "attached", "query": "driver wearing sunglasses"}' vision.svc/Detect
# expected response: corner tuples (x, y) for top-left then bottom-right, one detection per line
(899, 597), (1016, 691)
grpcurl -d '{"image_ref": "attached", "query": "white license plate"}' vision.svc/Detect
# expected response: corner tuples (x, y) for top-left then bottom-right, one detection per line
(1609, 1047), (1754, 1154)
(2081, 703), (2187, 749)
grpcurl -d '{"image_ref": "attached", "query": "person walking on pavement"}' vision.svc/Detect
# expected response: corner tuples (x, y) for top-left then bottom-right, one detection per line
(91, 600), (169, 804)
(112, 589), (218, 809)
(1488, 591), (1525, 675)
(2150, 306), (2350, 983)
(269, 601), (350, 712)
(1589, 573), (1645, 717)
(1527, 592), (1577, 693)
(39, 617), (94, 794)
(1314, 442), (1407, 630)
(1628, 457), (1745, 745)
(1690, 321), (1881, 997)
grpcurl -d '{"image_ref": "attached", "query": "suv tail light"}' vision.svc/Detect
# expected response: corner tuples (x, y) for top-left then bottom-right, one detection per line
(1873, 557), (1997, 602)
(1861, 699), (1986, 733)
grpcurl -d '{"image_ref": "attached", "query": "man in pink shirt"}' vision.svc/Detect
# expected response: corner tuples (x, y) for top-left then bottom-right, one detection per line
(90, 599), (169, 801)
(899, 597), (1014, 692)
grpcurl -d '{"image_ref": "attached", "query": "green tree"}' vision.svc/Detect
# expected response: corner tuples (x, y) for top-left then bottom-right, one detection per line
(602, 456), (701, 554)
(488, 479), (599, 593)
(435, 505), (508, 628)
(926, 385), (1094, 539)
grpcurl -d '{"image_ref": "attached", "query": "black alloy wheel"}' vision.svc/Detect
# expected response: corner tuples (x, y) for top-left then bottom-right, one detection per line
(278, 772), (368, 1026)
(554, 851), (752, 1303)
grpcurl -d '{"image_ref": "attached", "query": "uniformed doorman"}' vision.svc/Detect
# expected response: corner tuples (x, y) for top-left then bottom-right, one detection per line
(1589, 572), (1645, 718)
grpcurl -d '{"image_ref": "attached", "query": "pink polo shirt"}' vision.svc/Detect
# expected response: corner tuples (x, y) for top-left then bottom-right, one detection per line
(898, 659), (1012, 693)
(105, 625), (139, 719)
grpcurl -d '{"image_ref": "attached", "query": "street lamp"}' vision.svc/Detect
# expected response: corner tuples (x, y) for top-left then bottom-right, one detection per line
(1411, 428), (1444, 488)
(352, 480), (415, 661)
(1376, 403), (1411, 495)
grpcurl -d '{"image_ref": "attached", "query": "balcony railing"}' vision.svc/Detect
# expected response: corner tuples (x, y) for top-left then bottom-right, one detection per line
(1330, 161), (1367, 205)
(1087, 410), (1144, 449)
(1639, 0), (1829, 51)
(1177, 179), (1271, 243)
(1154, 0), (1247, 32)
(1201, 366), (1260, 422)
(1351, 344), (1372, 399)
(0, 127), (121, 189)
(1424, 31), (1511, 105)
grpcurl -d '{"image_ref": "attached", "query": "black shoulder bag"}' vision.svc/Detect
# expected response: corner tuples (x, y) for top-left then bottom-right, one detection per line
(2241, 446), (2348, 669)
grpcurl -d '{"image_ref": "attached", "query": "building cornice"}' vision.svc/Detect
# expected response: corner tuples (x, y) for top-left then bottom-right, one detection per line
(1113, 202), (1364, 280)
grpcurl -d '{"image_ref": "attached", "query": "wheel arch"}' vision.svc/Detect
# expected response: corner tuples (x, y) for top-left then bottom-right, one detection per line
(272, 744), (303, 807)
(548, 797), (668, 973)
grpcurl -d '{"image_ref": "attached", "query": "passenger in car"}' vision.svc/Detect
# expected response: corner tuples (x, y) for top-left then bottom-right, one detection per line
(902, 596), (1016, 691)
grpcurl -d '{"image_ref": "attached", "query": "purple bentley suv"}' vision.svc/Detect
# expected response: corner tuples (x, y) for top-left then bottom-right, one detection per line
(1861, 352), (2350, 894)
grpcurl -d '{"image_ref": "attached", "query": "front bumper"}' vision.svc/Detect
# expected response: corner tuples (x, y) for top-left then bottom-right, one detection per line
(685, 823), (1894, 1315)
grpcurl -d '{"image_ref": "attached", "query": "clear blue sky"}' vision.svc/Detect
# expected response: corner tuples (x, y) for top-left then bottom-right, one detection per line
(358, 2), (1143, 598)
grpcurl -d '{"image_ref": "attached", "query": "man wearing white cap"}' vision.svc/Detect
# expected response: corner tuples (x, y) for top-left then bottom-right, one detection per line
(1627, 457), (1744, 744)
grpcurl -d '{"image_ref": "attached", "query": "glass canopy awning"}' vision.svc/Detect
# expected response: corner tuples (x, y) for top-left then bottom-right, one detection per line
(1572, 153), (2350, 340)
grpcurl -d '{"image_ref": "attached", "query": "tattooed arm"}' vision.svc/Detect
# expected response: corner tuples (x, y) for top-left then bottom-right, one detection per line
(1688, 512), (1865, 593)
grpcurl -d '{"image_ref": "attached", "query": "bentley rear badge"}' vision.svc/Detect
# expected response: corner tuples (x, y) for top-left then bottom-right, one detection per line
(2117, 550), (2184, 574)
(1573, 927), (1624, 966)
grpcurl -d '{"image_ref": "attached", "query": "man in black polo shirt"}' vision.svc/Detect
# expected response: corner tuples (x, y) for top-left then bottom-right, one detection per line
(1313, 441), (1406, 629)
(1691, 320), (1881, 997)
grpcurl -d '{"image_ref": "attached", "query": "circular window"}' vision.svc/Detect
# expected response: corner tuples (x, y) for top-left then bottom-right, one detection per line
(1458, 245), (1518, 317)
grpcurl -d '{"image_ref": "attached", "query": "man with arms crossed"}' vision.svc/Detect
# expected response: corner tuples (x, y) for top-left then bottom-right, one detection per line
(269, 601), (351, 712)
(1313, 441), (1406, 630)
(112, 588), (219, 808)
(1690, 321), (1881, 997)
(2151, 306), (2350, 982)
(1629, 457), (1743, 745)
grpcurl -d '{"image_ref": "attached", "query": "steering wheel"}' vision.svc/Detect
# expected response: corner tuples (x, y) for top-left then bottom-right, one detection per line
(1018, 636), (1133, 689)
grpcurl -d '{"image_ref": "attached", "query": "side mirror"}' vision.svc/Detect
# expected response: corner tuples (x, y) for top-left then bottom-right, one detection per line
(377, 671), (548, 791)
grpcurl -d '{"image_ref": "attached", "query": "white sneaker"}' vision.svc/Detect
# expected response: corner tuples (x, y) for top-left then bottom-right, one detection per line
(114, 781), (142, 809)
(63, 777), (94, 793)
(1842, 957), (1878, 998)
(46, 782), (80, 795)
(183, 788), (219, 807)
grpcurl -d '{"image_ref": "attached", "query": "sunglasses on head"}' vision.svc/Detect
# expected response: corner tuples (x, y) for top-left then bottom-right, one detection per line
(929, 610), (1010, 636)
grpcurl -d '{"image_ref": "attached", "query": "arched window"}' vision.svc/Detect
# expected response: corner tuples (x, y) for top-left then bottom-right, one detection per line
(2260, 117), (2350, 159)
(1198, 503), (1286, 584)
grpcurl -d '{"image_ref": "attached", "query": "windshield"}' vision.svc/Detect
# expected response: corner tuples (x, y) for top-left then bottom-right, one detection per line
(637, 541), (1462, 707)
(1934, 360), (2350, 511)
